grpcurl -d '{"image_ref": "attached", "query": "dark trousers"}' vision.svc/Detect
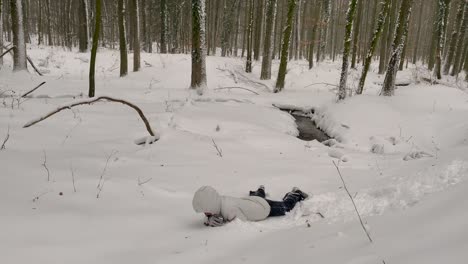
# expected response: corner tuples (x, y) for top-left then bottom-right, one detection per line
(249, 188), (302, 217)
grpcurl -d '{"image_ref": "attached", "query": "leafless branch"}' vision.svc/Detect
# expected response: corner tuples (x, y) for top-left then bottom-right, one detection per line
(42, 150), (50, 182)
(96, 150), (118, 198)
(70, 162), (77, 192)
(23, 96), (157, 137)
(138, 177), (153, 186)
(1, 126), (10, 150)
(21, 82), (47, 98)
(304, 82), (339, 88)
(214, 87), (259, 95)
(332, 160), (373, 243)
(211, 138), (223, 157)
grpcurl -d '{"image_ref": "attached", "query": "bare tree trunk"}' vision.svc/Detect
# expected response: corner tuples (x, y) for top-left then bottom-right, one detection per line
(191, 0), (207, 90)
(337, 0), (359, 100)
(433, 0), (451, 79)
(253, 0), (264, 61)
(450, 1), (468, 76)
(131, 0), (140, 72)
(382, 0), (414, 96)
(412, 0), (424, 64)
(118, 0), (128, 77)
(10, 0), (27, 71)
(78, 0), (89, 52)
(351, 0), (363, 68)
(160, 0), (167, 53)
(357, 0), (391, 94)
(0, 0), (3, 66)
(260, 0), (277, 79)
(89, 0), (102, 98)
(274, 0), (297, 92)
(245, 0), (254, 72)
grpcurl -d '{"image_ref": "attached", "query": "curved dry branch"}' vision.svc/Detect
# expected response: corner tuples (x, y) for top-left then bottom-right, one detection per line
(23, 96), (156, 137)
(304, 82), (339, 88)
(214, 86), (259, 95)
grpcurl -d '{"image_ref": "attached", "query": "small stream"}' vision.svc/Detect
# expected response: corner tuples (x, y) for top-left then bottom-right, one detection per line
(277, 107), (331, 142)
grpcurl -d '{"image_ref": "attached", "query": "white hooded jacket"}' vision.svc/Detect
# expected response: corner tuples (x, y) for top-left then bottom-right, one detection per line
(192, 186), (271, 221)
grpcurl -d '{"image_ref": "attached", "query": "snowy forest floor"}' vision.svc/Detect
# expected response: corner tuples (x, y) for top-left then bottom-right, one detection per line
(1, 46), (468, 264)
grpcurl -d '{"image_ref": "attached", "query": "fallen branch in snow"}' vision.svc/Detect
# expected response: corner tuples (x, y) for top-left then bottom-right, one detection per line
(304, 82), (339, 88)
(21, 82), (47, 98)
(2, 45), (43, 76)
(70, 163), (77, 192)
(42, 150), (50, 182)
(138, 177), (153, 186)
(0, 47), (15, 59)
(332, 161), (373, 243)
(1, 126), (10, 150)
(214, 87), (259, 95)
(23, 96), (157, 137)
(211, 138), (223, 157)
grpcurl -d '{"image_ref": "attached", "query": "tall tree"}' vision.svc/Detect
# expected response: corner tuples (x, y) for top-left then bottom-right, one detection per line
(160, 0), (168, 53)
(274, 0), (297, 92)
(253, 0), (264, 61)
(450, 1), (468, 76)
(381, 0), (414, 96)
(443, 0), (464, 74)
(260, 0), (277, 80)
(308, 0), (321, 69)
(433, 0), (451, 79)
(78, 0), (89, 52)
(0, 0), (3, 66)
(10, 0), (27, 71)
(131, 0), (140, 72)
(337, 0), (358, 100)
(412, 0), (424, 64)
(351, 0), (363, 68)
(191, 0), (207, 90)
(318, 0), (331, 62)
(118, 0), (128, 77)
(245, 0), (254, 73)
(357, 0), (391, 94)
(221, 0), (237, 57)
(89, 0), (102, 98)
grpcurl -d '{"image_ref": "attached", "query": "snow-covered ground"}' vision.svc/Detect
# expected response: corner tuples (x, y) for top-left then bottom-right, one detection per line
(1, 46), (468, 264)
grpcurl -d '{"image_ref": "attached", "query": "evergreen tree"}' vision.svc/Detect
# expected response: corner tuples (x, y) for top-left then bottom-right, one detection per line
(381, 0), (414, 96)
(274, 0), (297, 92)
(337, 0), (359, 100)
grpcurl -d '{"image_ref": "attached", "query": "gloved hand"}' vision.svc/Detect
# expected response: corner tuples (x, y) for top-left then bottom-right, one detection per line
(204, 214), (224, 227)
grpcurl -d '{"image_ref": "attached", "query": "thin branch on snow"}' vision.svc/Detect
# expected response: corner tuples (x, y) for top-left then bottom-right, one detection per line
(138, 176), (153, 186)
(332, 160), (373, 243)
(23, 96), (158, 139)
(70, 162), (77, 193)
(214, 87), (259, 95)
(96, 150), (118, 198)
(211, 138), (223, 157)
(42, 150), (50, 182)
(1, 126), (10, 150)
(304, 82), (339, 88)
(21, 82), (47, 98)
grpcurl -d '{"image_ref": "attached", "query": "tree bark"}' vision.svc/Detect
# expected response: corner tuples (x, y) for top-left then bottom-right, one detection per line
(260, 0), (277, 79)
(274, 0), (297, 92)
(118, 0), (128, 77)
(450, 1), (468, 76)
(337, 0), (359, 100)
(351, 0), (363, 68)
(381, 0), (414, 96)
(89, 0), (102, 98)
(191, 0), (207, 90)
(10, 0), (27, 71)
(160, 0), (167, 53)
(131, 0), (140, 72)
(78, 0), (89, 52)
(245, 0), (254, 72)
(357, 0), (391, 94)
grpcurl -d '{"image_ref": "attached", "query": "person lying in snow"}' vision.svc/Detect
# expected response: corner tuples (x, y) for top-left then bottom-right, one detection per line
(192, 185), (309, 227)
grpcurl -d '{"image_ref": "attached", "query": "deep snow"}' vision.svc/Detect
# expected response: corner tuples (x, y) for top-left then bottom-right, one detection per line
(1, 46), (468, 264)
